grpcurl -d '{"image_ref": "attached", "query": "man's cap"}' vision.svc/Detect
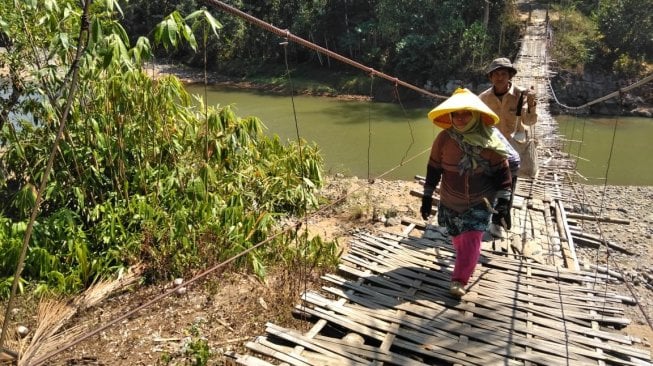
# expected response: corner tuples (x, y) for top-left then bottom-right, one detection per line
(486, 57), (517, 77)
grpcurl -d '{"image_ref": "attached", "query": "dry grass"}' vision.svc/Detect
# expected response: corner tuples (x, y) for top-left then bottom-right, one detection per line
(16, 266), (142, 365)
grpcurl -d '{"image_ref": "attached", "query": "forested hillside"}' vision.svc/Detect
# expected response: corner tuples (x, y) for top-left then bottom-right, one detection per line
(120, 0), (652, 92)
(549, 0), (652, 77)
(122, 0), (524, 89)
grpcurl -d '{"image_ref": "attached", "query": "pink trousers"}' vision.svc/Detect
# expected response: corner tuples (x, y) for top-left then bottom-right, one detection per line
(451, 230), (483, 285)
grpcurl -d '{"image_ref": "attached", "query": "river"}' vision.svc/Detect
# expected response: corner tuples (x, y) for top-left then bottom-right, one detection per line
(186, 84), (653, 186)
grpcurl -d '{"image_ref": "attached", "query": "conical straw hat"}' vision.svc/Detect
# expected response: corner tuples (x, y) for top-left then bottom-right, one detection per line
(427, 88), (499, 129)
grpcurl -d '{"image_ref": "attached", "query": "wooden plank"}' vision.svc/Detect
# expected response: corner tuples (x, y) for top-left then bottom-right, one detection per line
(306, 296), (597, 365)
(266, 323), (371, 365)
(341, 240), (622, 315)
(322, 274), (634, 348)
(314, 335), (432, 366)
(566, 212), (630, 224)
(555, 199), (580, 271)
(402, 222), (417, 236)
(568, 229), (635, 255)
(229, 350), (278, 366)
(246, 339), (313, 366)
(311, 286), (625, 364)
(295, 302), (485, 365)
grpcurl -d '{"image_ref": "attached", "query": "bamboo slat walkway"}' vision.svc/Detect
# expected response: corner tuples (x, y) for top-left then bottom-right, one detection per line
(227, 8), (652, 366)
(229, 228), (650, 365)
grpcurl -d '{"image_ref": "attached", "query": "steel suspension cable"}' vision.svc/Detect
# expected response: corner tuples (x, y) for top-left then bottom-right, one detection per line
(547, 72), (653, 112)
(202, 0), (448, 101)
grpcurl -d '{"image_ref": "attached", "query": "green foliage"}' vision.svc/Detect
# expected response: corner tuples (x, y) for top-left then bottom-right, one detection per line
(612, 54), (646, 78)
(588, 0), (653, 76)
(186, 323), (211, 366)
(156, 322), (212, 365)
(595, 0), (653, 62)
(550, 5), (598, 72)
(0, 0), (335, 296)
(550, 0), (653, 75)
(118, 0), (524, 87)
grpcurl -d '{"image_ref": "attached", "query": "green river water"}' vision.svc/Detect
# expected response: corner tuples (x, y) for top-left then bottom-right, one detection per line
(186, 85), (653, 186)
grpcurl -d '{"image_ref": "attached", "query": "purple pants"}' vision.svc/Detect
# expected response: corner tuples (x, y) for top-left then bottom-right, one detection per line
(451, 230), (483, 285)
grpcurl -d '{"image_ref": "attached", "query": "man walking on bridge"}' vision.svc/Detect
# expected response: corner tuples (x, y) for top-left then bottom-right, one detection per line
(479, 57), (538, 238)
(479, 57), (538, 142)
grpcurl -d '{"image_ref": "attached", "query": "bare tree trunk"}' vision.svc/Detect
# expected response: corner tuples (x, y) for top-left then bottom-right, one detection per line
(310, 32), (324, 66)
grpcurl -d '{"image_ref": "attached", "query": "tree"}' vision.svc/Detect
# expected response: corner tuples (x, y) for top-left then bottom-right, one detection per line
(0, 0), (330, 296)
(594, 0), (653, 75)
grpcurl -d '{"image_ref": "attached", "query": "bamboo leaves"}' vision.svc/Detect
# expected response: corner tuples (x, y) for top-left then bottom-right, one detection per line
(185, 9), (222, 38)
(155, 11), (197, 51)
(0, 1), (337, 297)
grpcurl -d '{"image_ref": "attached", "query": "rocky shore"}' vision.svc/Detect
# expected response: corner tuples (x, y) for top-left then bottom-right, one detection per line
(573, 184), (653, 340)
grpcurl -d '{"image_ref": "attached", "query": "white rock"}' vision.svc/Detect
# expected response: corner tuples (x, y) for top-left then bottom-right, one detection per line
(16, 325), (29, 338)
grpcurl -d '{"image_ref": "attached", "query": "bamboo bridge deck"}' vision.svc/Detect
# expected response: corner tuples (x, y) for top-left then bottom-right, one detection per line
(226, 9), (652, 366)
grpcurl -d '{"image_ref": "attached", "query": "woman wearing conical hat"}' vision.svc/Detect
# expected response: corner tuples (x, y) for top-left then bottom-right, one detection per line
(420, 88), (513, 298)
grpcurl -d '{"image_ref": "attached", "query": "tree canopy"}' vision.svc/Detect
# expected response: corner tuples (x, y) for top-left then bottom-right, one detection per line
(120, 0), (524, 86)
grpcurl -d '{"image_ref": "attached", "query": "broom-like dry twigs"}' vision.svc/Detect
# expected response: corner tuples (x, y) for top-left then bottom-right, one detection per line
(0, 314), (20, 365)
(17, 265), (142, 366)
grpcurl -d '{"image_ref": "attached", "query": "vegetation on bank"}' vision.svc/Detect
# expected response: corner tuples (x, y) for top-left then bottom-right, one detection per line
(550, 0), (652, 77)
(120, 0), (652, 96)
(0, 0), (338, 297)
(123, 0), (524, 93)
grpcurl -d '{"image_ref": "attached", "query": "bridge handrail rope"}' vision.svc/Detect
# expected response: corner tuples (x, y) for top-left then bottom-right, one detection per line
(547, 72), (653, 111)
(202, 0), (449, 101)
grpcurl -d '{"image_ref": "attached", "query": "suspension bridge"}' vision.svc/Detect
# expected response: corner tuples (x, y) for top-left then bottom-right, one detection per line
(220, 3), (653, 366)
(1, 1), (651, 365)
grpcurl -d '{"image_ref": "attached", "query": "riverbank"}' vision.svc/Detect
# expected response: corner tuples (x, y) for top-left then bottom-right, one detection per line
(28, 176), (652, 365)
(147, 62), (374, 102)
(149, 62), (653, 116)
